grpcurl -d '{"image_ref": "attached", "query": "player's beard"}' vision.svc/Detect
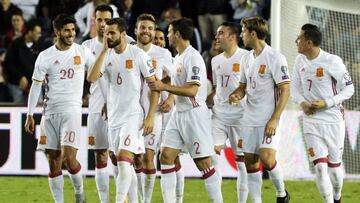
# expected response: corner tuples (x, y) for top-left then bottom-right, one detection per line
(138, 33), (152, 45)
(59, 35), (74, 46)
(107, 38), (121, 48)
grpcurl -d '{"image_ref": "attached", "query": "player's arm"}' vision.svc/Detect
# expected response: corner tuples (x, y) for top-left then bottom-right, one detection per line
(229, 83), (246, 105)
(24, 79), (43, 134)
(87, 37), (108, 83)
(160, 74), (174, 113)
(148, 80), (199, 97)
(143, 75), (160, 135)
(313, 59), (354, 109)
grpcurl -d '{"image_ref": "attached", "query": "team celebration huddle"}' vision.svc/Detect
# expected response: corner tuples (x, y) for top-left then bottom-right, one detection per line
(23, 4), (354, 203)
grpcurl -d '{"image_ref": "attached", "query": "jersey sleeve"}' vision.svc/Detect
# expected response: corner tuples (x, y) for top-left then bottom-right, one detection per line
(239, 55), (247, 84)
(325, 56), (354, 107)
(290, 55), (306, 105)
(211, 57), (217, 87)
(271, 53), (291, 85)
(32, 53), (47, 81)
(137, 50), (155, 79)
(185, 53), (203, 86)
(161, 50), (173, 77)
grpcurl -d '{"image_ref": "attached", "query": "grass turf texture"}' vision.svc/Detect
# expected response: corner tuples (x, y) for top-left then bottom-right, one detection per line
(0, 176), (359, 202)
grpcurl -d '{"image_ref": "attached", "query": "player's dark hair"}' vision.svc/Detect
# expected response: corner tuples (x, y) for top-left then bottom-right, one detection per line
(220, 21), (241, 42)
(106, 17), (127, 33)
(95, 4), (113, 17)
(170, 18), (194, 40)
(241, 16), (268, 40)
(301, 23), (322, 46)
(52, 14), (76, 31)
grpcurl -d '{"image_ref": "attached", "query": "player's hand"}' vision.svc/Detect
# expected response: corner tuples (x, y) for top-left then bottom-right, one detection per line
(311, 100), (327, 110)
(229, 90), (241, 105)
(24, 115), (35, 134)
(300, 101), (316, 115)
(101, 103), (107, 120)
(148, 80), (165, 92)
(265, 117), (278, 137)
(19, 76), (29, 90)
(102, 35), (109, 52)
(160, 96), (174, 113)
(141, 115), (154, 136)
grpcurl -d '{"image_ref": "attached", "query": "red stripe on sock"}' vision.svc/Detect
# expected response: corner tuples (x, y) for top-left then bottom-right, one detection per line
(313, 158), (328, 166)
(68, 164), (81, 175)
(96, 163), (107, 169)
(328, 162), (341, 168)
(135, 168), (143, 173)
(161, 167), (176, 174)
(247, 168), (260, 173)
(117, 156), (134, 164)
(143, 169), (156, 174)
(235, 156), (245, 162)
(202, 167), (216, 179)
(48, 171), (62, 178)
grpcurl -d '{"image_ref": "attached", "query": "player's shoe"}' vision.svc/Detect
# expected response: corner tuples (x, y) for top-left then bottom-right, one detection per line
(334, 198), (341, 203)
(75, 193), (86, 203)
(276, 190), (290, 203)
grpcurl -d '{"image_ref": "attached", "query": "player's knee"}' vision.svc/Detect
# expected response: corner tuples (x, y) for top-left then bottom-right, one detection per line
(194, 156), (212, 171)
(160, 152), (174, 165)
(94, 150), (108, 165)
(259, 152), (276, 169)
(143, 153), (155, 165)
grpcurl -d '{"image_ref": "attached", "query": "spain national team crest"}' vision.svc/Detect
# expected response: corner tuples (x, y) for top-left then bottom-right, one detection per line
(176, 64), (182, 75)
(309, 147), (315, 157)
(258, 64), (266, 75)
(88, 136), (95, 146)
(125, 59), (133, 69)
(39, 135), (46, 145)
(152, 59), (157, 69)
(233, 63), (240, 72)
(74, 56), (81, 65)
(316, 67), (324, 77)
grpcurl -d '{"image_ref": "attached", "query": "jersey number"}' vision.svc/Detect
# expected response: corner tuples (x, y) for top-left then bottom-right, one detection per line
(307, 79), (312, 91)
(194, 142), (200, 154)
(147, 134), (156, 145)
(64, 131), (75, 143)
(117, 73), (122, 85)
(249, 77), (256, 89)
(221, 75), (230, 87)
(60, 68), (74, 79)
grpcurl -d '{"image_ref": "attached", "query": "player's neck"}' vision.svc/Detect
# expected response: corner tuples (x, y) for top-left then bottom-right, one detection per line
(176, 40), (190, 55)
(137, 42), (152, 52)
(114, 41), (127, 54)
(252, 40), (266, 57)
(97, 35), (103, 43)
(55, 42), (72, 51)
(224, 44), (238, 58)
(305, 47), (320, 60)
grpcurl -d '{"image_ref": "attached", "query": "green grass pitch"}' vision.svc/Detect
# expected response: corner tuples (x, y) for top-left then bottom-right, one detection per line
(0, 176), (359, 202)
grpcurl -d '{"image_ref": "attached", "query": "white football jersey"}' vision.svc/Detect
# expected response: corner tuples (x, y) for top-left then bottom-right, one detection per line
(239, 44), (290, 126)
(101, 44), (155, 129)
(33, 43), (95, 115)
(291, 49), (354, 123)
(82, 37), (105, 114)
(140, 44), (172, 115)
(172, 45), (207, 112)
(212, 47), (248, 125)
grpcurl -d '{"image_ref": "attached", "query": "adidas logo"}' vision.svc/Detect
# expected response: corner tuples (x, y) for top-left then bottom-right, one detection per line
(54, 60), (60, 65)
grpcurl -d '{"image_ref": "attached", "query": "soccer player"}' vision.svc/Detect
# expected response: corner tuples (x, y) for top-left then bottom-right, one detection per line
(148, 18), (223, 203)
(229, 16), (290, 203)
(81, 5), (114, 203)
(210, 22), (249, 203)
(24, 14), (95, 203)
(291, 24), (354, 203)
(134, 13), (173, 203)
(153, 27), (167, 48)
(86, 17), (159, 203)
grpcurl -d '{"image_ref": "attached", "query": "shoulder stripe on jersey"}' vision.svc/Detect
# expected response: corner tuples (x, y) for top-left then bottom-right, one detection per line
(186, 81), (201, 86)
(33, 78), (43, 83)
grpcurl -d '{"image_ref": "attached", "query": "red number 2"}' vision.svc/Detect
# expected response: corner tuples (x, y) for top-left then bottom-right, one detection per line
(194, 142), (200, 154)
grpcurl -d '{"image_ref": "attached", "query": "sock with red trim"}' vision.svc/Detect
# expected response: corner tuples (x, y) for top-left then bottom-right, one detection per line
(236, 160), (248, 203)
(127, 167), (139, 203)
(48, 171), (64, 203)
(175, 164), (184, 203)
(202, 167), (223, 203)
(135, 167), (144, 201)
(95, 163), (109, 203)
(247, 169), (262, 203)
(112, 162), (118, 182)
(116, 160), (133, 203)
(268, 161), (286, 197)
(68, 164), (84, 195)
(328, 164), (343, 201)
(160, 164), (176, 202)
(314, 162), (333, 203)
(143, 168), (156, 203)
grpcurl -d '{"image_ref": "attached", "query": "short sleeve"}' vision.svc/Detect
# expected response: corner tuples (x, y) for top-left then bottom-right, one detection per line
(32, 53), (47, 81)
(185, 53), (203, 85)
(239, 55), (247, 84)
(137, 50), (155, 79)
(271, 54), (291, 85)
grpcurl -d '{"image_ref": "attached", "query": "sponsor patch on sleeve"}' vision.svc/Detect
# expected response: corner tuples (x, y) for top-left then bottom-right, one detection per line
(191, 75), (200, 80)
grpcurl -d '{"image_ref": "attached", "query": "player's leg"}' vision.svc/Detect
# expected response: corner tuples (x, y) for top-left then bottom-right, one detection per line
(133, 154), (144, 202)
(109, 150), (118, 181)
(59, 111), (86, 202)
(327, 122), (345, 203)
(185, 106), (223, 203)
(174, 155), (184, 203)
(258, 126), (288, 202)
(304, 124), (333, 202)
(212, 117), (228, 185)
(94, 149), (110, 203)
(46, 149), (64, 203)
(229, 126), (248, 203)
(88, 113), (110, 203)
